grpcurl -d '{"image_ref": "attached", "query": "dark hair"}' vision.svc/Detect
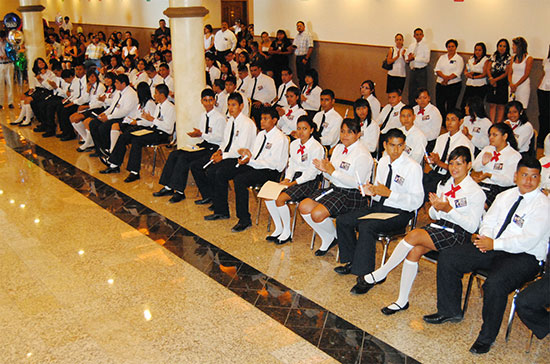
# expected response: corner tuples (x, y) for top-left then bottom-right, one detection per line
(465, 96), (487, 119)
(136, 82), (152, 108)
(320, 89), (335, 99)
(384, 128), (406, 142)
(225, 75), (237, 85)
(446, 108), (463, 120)
(260, 106), (279, 120)
(123, 56), (135, 72)
(388, 88), (403, 96)
(517, 156), (541, 172)
(116, 74), (130, 86)
(228, 92), (244, 105)
(505, 101), (529, 125)
(61, 69), (74, 79)
(159, 62), (170, 71)
(261, 31), (269, 37)
(237, 64), (248, 73)
(286, 86), (302, 107)
(414, 28), (423, 34)
(489, 123), (518, 150)
(86, 68), (99, 90)
(51, 62), (63, 72)
(353, 98), (372, 125)
(250, 61), (262, 70)
(341, 118), (361, 134)
(280, 66), (292, 75)
(213, 79), (225, 90)
(32, 57), (48, 76)
(547, 44), (550, 60)
(395, 33), (404, 39)
(445, 39), (458, 48)
(473, 42), (487, 63)
(205, 52), (217, 62)
(400, 105), (414, 115)
(512, 37), (528, 62)
(219, 61), (231, 73)
(201, 88), (216, 98)
(204, 24), (213, 33)
(155, 83), (169, 97)
(104, 72), (117, 88)
(297, 114), (321, 142)
(297, 21), (305, 26)
(237, 51), (250, 64)
(145, 64), (156, 73)
(304, 68), (319, 88)
(361, 80), (376, 97)
(493, 38), (510, 59)
(276, 29), (288, 40)
(439, 146), (472, 186)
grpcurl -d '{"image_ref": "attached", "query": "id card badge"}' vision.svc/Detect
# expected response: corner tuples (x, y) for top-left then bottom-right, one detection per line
(454, 197), (467, 208)
(339, 161), (350, 171)
(265, 142), (272, 150)
(493, 163), (503, 171)
(512, 214), (524, 228)
(301, 153), (308, 162)
(394, 175), (405, 185)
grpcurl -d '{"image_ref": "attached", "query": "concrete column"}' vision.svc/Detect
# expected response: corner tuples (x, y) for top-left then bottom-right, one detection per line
(17, 0), (46, 85)
(164, 0), (209, 148)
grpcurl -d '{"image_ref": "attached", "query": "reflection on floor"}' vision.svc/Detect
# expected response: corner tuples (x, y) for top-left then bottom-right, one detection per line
(1, 102), (549, 364)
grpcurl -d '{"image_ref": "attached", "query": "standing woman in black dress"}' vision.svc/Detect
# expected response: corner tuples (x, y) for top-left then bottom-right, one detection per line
(269, 30), (293, 86)
(487, 39), (511, 123)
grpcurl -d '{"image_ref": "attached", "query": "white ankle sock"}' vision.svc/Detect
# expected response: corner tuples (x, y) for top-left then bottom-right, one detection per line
(81, 130), (94, 148)
(277, 205), (292, 240)
(73, 122), (87, 139)
(388, 259), (418, 309)
(110, 130), (120, 152)
(365, 239), (414, 283)
(265, 200), (283, 236)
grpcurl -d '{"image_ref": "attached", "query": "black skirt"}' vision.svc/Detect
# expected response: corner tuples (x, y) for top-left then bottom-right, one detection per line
(422, 219), (471, 251)
(309, 185), (369, 217)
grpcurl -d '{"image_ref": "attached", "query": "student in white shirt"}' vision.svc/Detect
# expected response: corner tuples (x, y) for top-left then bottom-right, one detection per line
(405, 28), (430, 103)
(32, 64), (68, 135)
(354, 98), (380, 155)
(222, 76), (249, 117)
(298, 118), (374, 256)
(248, 62), (277, 128)
(313, 89), (343, 149)
(462, 42), (489, 107)
(504, 100), (534, 154)
(145, 64), (164, 96)
(301, 68), (322, 115)
(194, 92), (256, 218)
(423, 109), (474, 200)
(272, 67), (296, 108)
(130, 59), (149, 87)
(356, 147), (485, 317)
(377, 89), (405, 134)
(158, 63), (174, 99)
(224, 51), (239, 76)
(461, 96), (492, 154)
(205, 52), (220, 86)
(276, 86), (306, 137)
(360, 80), (381, 121)
(386, 33), (407, 94)
(539, 134), (550, 195)
(212, 79), (226, 115)
(427, 157), (548, 355)
(154, 88), (226, 203)
(413, 88), (443, 152)
(471, 122), (521, 207)
(56, 63), (87, 141)
(434, 39), (464, 117)
(265, 116), (324, 244)
(399, 105), (427, 164)
(236, 65), (250, 93)
(335, 128), (424, 282)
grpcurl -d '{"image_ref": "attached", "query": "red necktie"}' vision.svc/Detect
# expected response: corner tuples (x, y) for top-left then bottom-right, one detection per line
(490, 151), (501, 162)
(343, 147), (348, 155)
(543, 162), (550, 168)
(286, 109), (293, 117)
(297, 145), (305, 155)
(418, 108), (425, 115)
(444, 184), (461, 198)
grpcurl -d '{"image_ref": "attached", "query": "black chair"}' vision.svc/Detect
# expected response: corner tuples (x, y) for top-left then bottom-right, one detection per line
(377, 209), (419, 267)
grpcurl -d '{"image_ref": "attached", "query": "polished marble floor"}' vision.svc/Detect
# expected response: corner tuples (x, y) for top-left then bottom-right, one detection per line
(0, 101), (548, 364)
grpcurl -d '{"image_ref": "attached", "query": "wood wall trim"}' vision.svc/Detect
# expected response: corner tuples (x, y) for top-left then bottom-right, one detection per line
(163, 6), (209, 19)
(17, 5), (45, 13)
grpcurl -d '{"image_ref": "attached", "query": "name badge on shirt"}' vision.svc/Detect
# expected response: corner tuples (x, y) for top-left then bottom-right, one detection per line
(404, 145), (412, 154)
(258, 85), (264, 91)
(394, 175), (405, 185)
(207, 127), (212, 133)
(422, 115), (430, 121)
(265, 142), (272, 150)
(288, 115), (294, 120)
(450, 60), (456, 64)
(235, 130), (240, 137)
(339, 161), (350, 171)
(493, 163), (503, 171)
(454, 197), (467, 208)
(512, 214), (524, 228)
(322, 122), (328, 128)
(473, 126), (481, 133)
(301, 153), (308, 162)
(393, 111), (399, 117)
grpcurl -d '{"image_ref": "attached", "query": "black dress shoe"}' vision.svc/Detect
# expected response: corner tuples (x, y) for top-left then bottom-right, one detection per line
(56, 133), (64, 138)
(89, 152), (101, 157)
(153, 187), (174, 197)
(8, 104), (14, 109)
(9, 121), (21, 125)
(78, 140), (85, 145)
(168, 192), (185, 203)
(34, 126), (46, 132)
(60, 134), (76, 141)
(208, 204), (214, 211)
(469, 340), (492, 354)
(275, 236), (292, 245)
(195, 198), (212, 205)
(381, 302), (410, 315)
(42, 131), (56, 138)
(204, 213), (230, 221)
(124, 173), (140, 183)
(99, 166), (120, 174)
(265, 235), (280, 242)
(76, 146), (94, 152)
(314, 239), (338, 256)
(350, 274), (386, 295)
(231, 221), (252, 232)
(422, 313), (463, 324)
(334, 262), (352, 275)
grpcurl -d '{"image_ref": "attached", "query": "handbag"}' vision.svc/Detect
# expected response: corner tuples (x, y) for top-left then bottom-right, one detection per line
(382, 58), (393, 71)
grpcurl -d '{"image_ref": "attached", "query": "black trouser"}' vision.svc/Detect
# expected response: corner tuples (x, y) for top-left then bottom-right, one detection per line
(109, 129), (169, 173)
(295, 55), (311, 89)
(436, 243), (540, 344)
(216, 49), (230, 64)
(461, 85), (487, 109)
(422, 170), (446, 202)
(336, 204), (413, 275)
(386, 75), (406, 94)
(408, 67), (427, 104)
(516, 272), (550, 339)
(159, 149), (213, 193)
(190, 156), (225, 201)
(250, 100), (262, 130)
(537, 89), (550, 146)
(232, 165), (279, 223)
(57, 103), (79, 136)
(38, 95), (63, 131)
(89, 117), (123, 155)
(436, 82), (462, 117)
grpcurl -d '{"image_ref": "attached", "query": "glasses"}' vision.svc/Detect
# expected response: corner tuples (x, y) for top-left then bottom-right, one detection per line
(360, 86), (371, 90)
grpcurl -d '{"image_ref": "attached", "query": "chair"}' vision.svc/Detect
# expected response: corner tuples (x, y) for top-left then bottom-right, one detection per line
(145, 132), (175, 176)
(377, 209), (419, 267)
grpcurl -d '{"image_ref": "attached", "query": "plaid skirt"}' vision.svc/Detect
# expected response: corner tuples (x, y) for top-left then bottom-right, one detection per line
(285, 179), (319, 202)
(309, 185), (369, 217)
(479, 182), (513, 208)
(81, 107), (106, 119)
(422, 219), (471, 251)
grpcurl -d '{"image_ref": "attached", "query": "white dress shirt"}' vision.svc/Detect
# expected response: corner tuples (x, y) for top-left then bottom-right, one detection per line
(313, 108), (343, 148)
(207, 66), (221, 85)
(432, 131), (475, 175)
(406, 40), (430, 69)
(217, 90), (249, 117)
(429, 175), (486, 234)
(359, 119), (380, 153)
(435, 53), (464, 85)
(326, 141), (373, 189)
(274, 80), (297, 107)
(68, 75), (88, 105)
(35, 70), (56, 90)
(472, 144), (522, 187)
(88, 82), (106, 109)
(465, 56), (489, 87)
(246, 73), (276, 104)
(214, 29), (237, 52)
(507, 120), (534, 153)
(125, 99), (156, 124)
(51, 76), (69, 98)
(198, 109), (226, 147)
(130, 70), (150, 87)
(237, 75), (251, 94)
(160, 75), (174, 93)
(221, 112), (257, 159)
(285, 137), (324, 184)
(105, 85), (138, 120)
(248, 127), (289, 172)
(413, 103), (442, 142)
(377, 101), (405, 134)
(461, 116), (491, 151)
(366, 94), (381, 121)
(539, 155), (550, 190)
(480, 187), (550, 261)
(277, 104), (307, 136)
(372, 153), (424, 212)
(400, 124), (427, 164)
(148, 99), (176, 134)
(149, 74), (164, 95)
(301, 85), (322, 112)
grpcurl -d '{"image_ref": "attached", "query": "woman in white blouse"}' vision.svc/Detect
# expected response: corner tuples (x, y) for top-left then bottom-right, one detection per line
(122, 38), (138, 59)
(461, 96), (492, 154)
(540, 134), (550, 195)
(298, 118), (373, 256)
(301, 68), (322, 115)
(359, 80), (381, 121)
(462, 42), (489, 106)
(204, 24), (214, 53)
(357, 146), (485, 315)
(354, 97), (379, 154)
(434, 39), (464, 117)
(385, 33), (407, 93)
(537, 45), (550, 147)
(504, 100), (534, 155)
(508, 37), (533, 108)
(265, 116), (324, 245)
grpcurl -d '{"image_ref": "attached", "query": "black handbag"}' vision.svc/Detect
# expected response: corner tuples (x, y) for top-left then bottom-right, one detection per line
(382, 58), (393, 71)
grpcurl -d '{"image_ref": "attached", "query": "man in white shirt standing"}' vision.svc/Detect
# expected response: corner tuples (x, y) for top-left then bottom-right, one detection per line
(291, 21), (314, 88)
(405, 28), (430, 104)
(0, 30), (15, 110)
(214, 21), (237, 63)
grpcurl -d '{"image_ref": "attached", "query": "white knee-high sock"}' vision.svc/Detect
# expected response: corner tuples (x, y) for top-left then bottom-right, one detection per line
(277, 205), (292, 240)
(73, 122), (87, 139)
(365, 239), (414, 283)
(265, 200), (283, 236)
(388, 259), (418, 309)
(315, 218), (336, 250)
(81, 130), (94, 148)
(21, 105), (33, 125)
(13, 104), (25, 123)
(110, 130), (120, 152)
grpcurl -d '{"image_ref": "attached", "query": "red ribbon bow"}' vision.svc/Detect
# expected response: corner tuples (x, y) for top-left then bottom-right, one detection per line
(305, 87), (312, 96)
(444, 184), (461, 199)
(297, 145), (305, 155)
(490, 151), (501, 162)
(418, 108), (425, 115)
(343, 147), (349, 155)
(286, 109), (293, 117)
(471, 116), (476, 122)
(543, 162), (550, 168)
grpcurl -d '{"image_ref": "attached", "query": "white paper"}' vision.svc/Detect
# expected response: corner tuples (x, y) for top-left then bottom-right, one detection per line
(359, 212), (399, 220)
(257, 181), (288, 200)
